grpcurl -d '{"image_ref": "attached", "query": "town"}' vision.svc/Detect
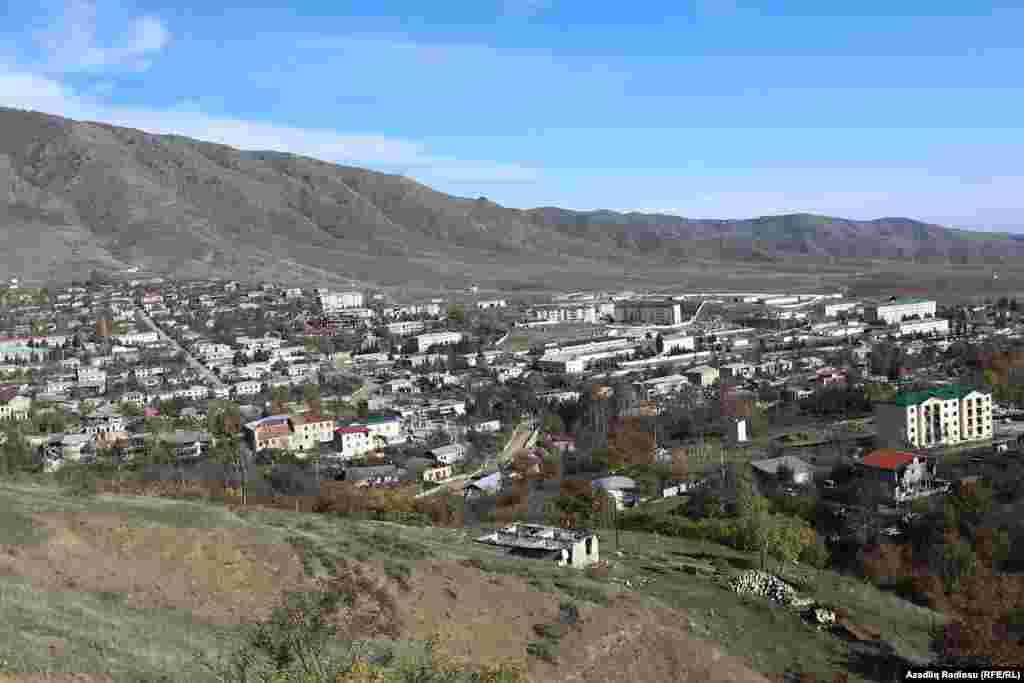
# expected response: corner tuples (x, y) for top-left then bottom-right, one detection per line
(2, 273), (1024, 680)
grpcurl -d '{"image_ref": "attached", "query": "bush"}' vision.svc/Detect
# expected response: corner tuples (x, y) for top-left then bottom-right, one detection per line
(800, 536), (832, 569)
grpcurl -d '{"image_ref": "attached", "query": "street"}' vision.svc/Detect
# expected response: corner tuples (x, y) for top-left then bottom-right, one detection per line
(134, 307), (226, 389)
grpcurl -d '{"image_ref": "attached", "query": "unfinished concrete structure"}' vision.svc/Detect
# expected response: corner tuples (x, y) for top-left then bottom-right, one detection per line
(476, 523), (599, 569)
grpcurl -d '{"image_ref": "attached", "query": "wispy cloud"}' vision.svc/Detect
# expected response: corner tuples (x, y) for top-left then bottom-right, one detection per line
(33, 0), (170, 73)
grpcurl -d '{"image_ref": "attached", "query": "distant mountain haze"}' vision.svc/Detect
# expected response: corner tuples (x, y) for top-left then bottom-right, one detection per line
(1, 106), (1021, 288)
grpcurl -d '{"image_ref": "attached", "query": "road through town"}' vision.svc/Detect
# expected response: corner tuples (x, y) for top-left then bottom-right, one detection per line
(134, 307), (226, 389)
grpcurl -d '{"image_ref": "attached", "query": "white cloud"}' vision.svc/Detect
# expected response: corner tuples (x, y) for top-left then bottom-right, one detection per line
(34, 0), (170, 74)
(0, 68), (540, 183)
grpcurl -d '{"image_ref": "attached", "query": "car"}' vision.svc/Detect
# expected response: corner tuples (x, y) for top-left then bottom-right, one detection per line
(823, 479), (837, 489)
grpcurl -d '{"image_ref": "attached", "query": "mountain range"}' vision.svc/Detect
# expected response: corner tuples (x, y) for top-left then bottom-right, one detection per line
(2, 106), (1021, 292)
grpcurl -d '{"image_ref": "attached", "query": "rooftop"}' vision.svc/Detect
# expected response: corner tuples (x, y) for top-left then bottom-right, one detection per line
(859, 449), (924, 471)
(476, 523), (594, 552)
(886, 385), (982, 407)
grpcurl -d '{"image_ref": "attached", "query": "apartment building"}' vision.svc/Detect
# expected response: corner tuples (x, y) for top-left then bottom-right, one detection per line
(318, 290), (363, 312)
(288, 414), (336, 451)
(864, 298), (937, 325)
(415, 331), (463, 353)
(613, 299), (685, 326)
(387, 320), (425, 336)
(897, 318), (950, 337)
(874, 386), (993, 449)
(532, 304), (599, 324)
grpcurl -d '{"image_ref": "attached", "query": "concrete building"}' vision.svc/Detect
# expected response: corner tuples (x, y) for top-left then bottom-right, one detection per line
(824, 301), (859, 318)
(720, 362), (756, 380)
(684, 365), (720, 387)
(864, 299), (937, 325)
(897, 318), (950, 338)
(856, 449), (938, 503)
(476, 523), (600, 569)
(288, 414), (336, 451)
(476, 299), (507, 309)
(244, 415), (293, 452)
(660, 333), (695, 353)
(387, 320), (425, 336)
(334, 425), (375, 459)
(319, 290), (364, 312)
(429, 443), (468, 465)
(532, 304), (599, 324)
(0, 393), (30, 421)
(613, 299), (684, 326)
(874, 385), (993, 449)
(415, 331), (463, 353)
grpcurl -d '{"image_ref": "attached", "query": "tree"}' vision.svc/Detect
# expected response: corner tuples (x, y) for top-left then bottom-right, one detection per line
(541, 412), (565, 435)
(446, 304), (466, 324)
(270, 386), (290, 415)
(670, 447), (689, 481)
(356, 400), (369, 419)
(302, 383), (322, 415)
(79, 400), (96, 418)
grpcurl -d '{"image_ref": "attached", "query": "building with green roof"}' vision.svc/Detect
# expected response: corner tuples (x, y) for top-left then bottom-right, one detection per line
(875, 384), (992, 449)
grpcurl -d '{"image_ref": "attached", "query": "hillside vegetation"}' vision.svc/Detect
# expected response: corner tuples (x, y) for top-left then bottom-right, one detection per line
(2, 107), (1023, 291)
(0, 477), (943, 682)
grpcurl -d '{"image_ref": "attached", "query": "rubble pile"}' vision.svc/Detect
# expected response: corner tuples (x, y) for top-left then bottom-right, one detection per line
(729, 570), (798, 605)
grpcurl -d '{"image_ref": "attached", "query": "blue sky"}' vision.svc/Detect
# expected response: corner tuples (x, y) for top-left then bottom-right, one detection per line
(2, 1), (1023, 230)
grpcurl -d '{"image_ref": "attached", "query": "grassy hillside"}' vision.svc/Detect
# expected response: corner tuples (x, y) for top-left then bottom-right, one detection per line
(0, 479), (941, 682)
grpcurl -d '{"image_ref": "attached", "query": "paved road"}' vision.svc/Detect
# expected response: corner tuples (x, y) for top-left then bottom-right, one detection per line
(134, 307), (226, 389)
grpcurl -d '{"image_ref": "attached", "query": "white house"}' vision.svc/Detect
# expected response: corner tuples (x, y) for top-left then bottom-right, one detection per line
(430, 443), (468, 465)
(231, 380), (263, 397)
(334, 426), (375, 459)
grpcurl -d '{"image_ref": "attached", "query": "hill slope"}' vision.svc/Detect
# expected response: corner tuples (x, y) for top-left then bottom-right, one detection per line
(2, 106), (1021, 289)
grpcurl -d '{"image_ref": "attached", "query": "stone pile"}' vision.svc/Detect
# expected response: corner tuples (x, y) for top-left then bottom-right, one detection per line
(729, 570), (798, 605)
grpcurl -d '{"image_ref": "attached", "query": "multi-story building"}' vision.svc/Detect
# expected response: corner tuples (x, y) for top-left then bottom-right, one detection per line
(114, 330), (160, 346)
(613, 299), (684, 326)
(532, 304), (599, 324)
(897, 318), (950, 337)
(244, 415), (293, 452)
(415, 331), (463, 353)
(823, 301), (859, 318)
(874, 386), (993, 449)
(387, 321), (425, 336)
(429, 443), (468, 465)
(864, 298), (937, 325)
(288, 414), (336, 451)
(476, 300), (507, 309)
(660, 333), (695, 354)
(334, 426), (375, 459)
(318, 290), (363, 312)
(0, 388), (30, 421)
(855, 449), (938, 503)
(231, 380), (263, 397)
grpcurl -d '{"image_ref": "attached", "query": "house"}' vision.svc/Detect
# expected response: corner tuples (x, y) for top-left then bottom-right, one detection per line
(429, 443), (467, 465)
(874, 385), (993, 449)
(158, 430), (212, 460)
(288, 414), (335, 451)
(342, 464), (399, 487)
(470, 419), (502, 433)
(721, 362), (755, 381)
(334, 425), (374, 459)
(750, 455), (813, 485)
(231, 380), (263, 397)
(855, 449), (938, 503)
(476, 524), (599, 569)
(422, 464), (453, 483)
(477, 299), (507, 309)
(816, 367), (848, 387)
(591, 476), (640, 509)
(39, 433), (95, 471)
(464, 470), (504, 499)
(244, 415), (293, 452)
(0, 387), (31, 421)
(546, 433), (577, 453)
(684, 365), (719, 387)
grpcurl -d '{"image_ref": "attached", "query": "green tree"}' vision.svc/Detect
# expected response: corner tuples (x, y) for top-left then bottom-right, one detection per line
(356, 400), (369, 419)
(446, 304), (467, 324)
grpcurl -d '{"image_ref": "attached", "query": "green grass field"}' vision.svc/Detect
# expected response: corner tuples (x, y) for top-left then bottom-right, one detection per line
(0, 479), (942, 682)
